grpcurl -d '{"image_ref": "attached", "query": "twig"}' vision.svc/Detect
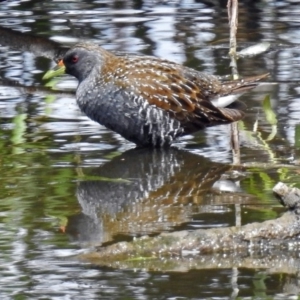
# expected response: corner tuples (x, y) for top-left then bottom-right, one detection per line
(228, 1), (241, 261)
(228, 0), (240, 165)
(228, 0), (239, 79)
(230, 123), (240, 165)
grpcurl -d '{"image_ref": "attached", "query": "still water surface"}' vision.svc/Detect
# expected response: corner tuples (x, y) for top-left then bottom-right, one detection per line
(1, 0), (300, 299)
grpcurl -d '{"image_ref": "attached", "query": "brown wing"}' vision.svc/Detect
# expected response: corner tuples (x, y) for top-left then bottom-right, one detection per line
(112, 56), (267, 131)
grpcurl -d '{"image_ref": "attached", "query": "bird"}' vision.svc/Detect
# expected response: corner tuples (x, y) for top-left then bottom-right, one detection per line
(43, 42), (268, 148)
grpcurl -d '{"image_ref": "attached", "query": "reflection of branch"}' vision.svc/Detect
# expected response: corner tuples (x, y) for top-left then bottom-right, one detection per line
(0, 77), (74, 97)
(0, 26), (67, 61)
(82, 250), (300, 274)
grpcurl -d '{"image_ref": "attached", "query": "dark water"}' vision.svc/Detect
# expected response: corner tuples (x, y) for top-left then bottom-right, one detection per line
(1, 0), (300, 299)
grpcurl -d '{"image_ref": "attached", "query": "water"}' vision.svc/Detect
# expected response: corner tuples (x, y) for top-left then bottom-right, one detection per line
(1, 0), (300, 299)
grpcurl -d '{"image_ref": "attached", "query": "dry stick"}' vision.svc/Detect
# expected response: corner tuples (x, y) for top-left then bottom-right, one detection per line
(228, 1), (241, 222)
(227, 0), (240, 167)
(228, 0), (239, 79)
(228, 2), (241, 296)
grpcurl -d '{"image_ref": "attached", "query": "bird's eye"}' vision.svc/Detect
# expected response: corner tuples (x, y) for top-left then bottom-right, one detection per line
(71, 55), (79, 63)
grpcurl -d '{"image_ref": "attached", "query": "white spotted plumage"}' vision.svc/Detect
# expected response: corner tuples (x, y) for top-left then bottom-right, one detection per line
(59, 41), (268, 147)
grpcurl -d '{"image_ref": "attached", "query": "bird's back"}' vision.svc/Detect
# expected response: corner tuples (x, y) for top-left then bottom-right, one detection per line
(76, 49), (267, 147)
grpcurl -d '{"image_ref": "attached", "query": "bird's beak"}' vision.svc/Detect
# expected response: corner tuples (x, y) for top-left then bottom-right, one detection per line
(42, 59), (66, 80)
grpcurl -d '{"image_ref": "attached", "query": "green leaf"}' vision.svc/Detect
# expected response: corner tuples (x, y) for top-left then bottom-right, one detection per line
(263, 95), (277, 126)
(42, 65), (66, 80)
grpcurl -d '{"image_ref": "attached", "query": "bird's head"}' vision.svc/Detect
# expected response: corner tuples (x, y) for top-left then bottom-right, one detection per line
(43, 42), (110, 83)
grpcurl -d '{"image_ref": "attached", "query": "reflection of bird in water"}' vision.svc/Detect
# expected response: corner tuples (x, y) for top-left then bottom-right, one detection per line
(44, 42), (268, 147)
(65, 148), (246, 247)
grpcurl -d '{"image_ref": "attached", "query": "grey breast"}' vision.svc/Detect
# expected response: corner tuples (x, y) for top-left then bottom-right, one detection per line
(76, 78), (184, 147)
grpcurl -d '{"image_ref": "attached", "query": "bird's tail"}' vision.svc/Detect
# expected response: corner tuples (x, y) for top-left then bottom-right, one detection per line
(222, 73), (269, 95)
